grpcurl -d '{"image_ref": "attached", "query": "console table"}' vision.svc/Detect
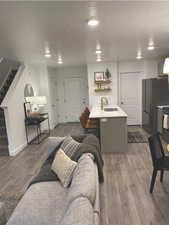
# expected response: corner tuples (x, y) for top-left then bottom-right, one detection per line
(25, 113), (50, 144)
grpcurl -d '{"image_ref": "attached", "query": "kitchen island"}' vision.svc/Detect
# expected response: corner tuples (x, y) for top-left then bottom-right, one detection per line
(90, 105), (128, 153)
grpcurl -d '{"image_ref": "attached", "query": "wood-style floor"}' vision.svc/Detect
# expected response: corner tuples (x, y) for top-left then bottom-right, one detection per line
(101, 126), (169, 225)
(1, 123), (169, 224)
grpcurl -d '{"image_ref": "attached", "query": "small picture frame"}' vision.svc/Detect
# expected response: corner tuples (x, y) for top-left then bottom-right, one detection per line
(94, 72), (105, 81)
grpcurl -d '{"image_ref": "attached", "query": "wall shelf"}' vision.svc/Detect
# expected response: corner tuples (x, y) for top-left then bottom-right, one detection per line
(95, 80), (112, 85)
(94, 79), (112, 91)
(95, 88), (112, 92)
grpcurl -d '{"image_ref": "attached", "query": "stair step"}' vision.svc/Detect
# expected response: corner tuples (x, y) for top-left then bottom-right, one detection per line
(4, 78), (13, 86)
(0, 136), (8, 145)
(0, 68), (18, 104)
(0, 118), (5, 126)
(0, 125), (6, 129)
(5, 80), (13, 88)
(0, 127), (7, 136)
(0, 144), (8, 149)
(0, 90), (5, 96)
(7, 74), (15, 82)
(0, 144), (9, 156)
(1, 86), (9, 94)
(11, 69), (17, 75)
(0, 110), (4, 117)
(0, 98), (4, 104)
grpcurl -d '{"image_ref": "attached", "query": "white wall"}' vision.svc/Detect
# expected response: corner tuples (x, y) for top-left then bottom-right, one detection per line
(2, 63), (50, 156)
(87, 62), (118, 108)
(119, 60), (144, 74)
(144, 59), (158, 78)
(118, 59), (158, 78)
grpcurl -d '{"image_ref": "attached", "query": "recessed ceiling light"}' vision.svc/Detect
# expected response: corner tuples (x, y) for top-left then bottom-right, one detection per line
(87, 18), (99, 27)
(96, 50), (102, 54)
(57, 55), (63, 64)
(136, 48), (143, 60)
(147, 45), (155, 51)
(96, 58), (102, 62)
(136, 55), (143, 60)
(58, 60), (63, 64)
(44, 45), (51, 58)
(147, 38), (155, 51)
(44, 53), (51, 58)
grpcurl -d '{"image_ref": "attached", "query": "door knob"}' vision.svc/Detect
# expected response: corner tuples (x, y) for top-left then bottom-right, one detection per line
(121, 102), (124, 105)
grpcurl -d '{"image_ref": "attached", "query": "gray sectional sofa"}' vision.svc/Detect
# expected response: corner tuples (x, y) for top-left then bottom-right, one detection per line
(6, 136), (101, 225)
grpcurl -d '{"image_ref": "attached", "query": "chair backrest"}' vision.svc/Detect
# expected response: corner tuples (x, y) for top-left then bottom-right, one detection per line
(148, 133), (165, 166)
(79, 113), (88, 128)
(84, 107), (90, 116)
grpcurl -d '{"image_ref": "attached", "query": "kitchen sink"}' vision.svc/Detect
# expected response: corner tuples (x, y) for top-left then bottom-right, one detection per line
(104, 107), (118, 112)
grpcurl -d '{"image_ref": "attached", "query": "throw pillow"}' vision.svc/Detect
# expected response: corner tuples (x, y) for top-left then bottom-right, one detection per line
(51, 149), (77, 187)
(60, 136), (80, 158)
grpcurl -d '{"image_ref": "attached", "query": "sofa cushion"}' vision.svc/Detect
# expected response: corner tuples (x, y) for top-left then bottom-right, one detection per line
(60, 136), (80, 158)
(51, 149), (77, 187)
(67, 154), (96, 206)
(59, 197), (94, 225)
(7, 182), (67, 225)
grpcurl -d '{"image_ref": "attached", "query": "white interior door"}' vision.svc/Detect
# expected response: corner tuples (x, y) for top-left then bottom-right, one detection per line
(64, 77), (86, 122)
(50, 80), (59, 128)
(120, 72), (142, 125)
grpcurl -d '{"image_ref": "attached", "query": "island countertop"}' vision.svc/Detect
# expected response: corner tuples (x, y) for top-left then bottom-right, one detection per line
(89, 105), (128, 118)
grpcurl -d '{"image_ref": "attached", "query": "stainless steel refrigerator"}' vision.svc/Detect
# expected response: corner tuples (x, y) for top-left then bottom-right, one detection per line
(142, 76), (169, 134)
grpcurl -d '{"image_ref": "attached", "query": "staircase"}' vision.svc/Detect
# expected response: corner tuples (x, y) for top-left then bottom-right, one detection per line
(0, 59), (20, 156)
(0, 69), (18, 104)
(0, 108), (8, 156)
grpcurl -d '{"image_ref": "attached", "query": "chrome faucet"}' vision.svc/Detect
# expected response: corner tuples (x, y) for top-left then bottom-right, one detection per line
(101, 96), (109, 110)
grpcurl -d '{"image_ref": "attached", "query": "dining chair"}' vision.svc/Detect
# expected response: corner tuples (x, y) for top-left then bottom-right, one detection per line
(148, 132), (169, 193)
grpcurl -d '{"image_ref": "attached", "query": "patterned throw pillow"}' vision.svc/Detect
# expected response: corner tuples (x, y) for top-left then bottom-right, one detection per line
(51, 149), (77, 188)
(60, 136), (80, 158)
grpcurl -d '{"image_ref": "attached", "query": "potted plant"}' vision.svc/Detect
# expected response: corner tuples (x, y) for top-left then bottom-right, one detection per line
(105, 68), (111, 80)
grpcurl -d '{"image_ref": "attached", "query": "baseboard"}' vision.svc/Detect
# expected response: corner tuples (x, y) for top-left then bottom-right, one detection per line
(9, 142), (27, 156)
